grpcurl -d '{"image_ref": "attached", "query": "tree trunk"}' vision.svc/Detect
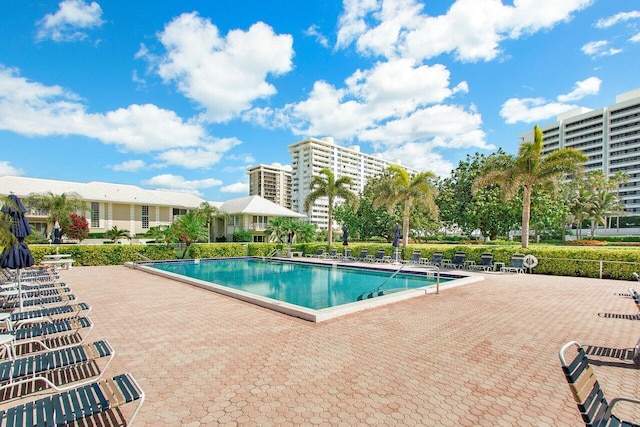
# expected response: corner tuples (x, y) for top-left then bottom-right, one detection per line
(521, 185), (531, 249)
(327, 206), (333, 247)
(402, 199), (411, 248)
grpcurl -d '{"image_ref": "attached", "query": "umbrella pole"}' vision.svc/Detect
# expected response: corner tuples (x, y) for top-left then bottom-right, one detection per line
(17, 268), (23, 312)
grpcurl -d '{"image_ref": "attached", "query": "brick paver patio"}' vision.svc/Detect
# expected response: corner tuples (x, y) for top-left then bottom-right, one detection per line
(2, 265), (640, 426)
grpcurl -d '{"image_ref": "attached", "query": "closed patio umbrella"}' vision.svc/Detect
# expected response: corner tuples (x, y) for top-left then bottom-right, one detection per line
(1, 194), (35, 311)
(53, 220), (61, 244)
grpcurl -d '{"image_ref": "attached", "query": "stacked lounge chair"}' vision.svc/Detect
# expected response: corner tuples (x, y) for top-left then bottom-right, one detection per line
(0, 266), (145, 425)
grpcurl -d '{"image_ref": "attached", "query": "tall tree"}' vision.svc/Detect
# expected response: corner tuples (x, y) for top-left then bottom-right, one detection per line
(474, 125), (587, 248)
(304, 168), (358, 246)
(438, 151), (520, 240)
(373, 165), (438, 248)
(24, 191), (86, 238)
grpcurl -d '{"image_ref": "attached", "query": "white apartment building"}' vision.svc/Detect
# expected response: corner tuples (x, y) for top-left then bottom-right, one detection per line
(247, 164), (292, 209)
(288, 136), (417, 230)
(520, 88), (640, 214)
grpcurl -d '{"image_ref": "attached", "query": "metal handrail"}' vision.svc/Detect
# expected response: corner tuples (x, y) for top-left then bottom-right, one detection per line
(375, 262), (407, 292)
(264, 249), (280, 259)
(133, 252), (152, 263)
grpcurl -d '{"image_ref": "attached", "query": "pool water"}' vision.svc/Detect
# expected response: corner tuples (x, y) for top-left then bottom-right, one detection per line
(149, 258), (447, 310)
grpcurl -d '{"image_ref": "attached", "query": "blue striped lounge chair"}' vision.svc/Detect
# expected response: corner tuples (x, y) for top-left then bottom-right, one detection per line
(501, 254), (526, 273)
(350, 248), (368, 262)
(442, 252), (466, 269)
(1, 316), (93, 357)
(419, 252), (443, 267)
(0, 340), (115, 394)
(402, 251), (422, 265)
(472, 253), (494, 271)
(0, 373), (145, 426)
(560, 341), (640, 426)
(1, 303), (91, 332)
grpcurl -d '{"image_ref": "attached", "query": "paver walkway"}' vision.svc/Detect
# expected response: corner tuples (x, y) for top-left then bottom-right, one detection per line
(2, 265), (640, 426)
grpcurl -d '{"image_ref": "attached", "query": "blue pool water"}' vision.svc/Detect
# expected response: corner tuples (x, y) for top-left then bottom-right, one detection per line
(149, 258), (448, 310)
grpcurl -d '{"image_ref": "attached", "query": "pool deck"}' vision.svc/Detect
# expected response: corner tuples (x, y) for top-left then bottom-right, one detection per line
(3, 264), (640, 426)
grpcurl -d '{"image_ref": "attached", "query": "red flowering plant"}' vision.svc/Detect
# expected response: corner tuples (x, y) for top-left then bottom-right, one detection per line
(65, 213), (89, 242)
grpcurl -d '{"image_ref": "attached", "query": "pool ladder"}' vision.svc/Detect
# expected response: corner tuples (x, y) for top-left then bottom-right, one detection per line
(356, 262), (441, 300)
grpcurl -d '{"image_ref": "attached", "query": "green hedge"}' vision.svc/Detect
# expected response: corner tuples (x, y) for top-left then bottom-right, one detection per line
(28, 242), (640, 280)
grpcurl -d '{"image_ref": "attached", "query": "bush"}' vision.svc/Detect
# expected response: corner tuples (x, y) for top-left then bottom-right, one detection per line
(567, 240), (608, 246)
(232, 231), (252, 242)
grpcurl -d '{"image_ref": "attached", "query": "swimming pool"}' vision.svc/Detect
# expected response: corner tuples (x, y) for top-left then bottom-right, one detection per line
(133, 257), (482, 322)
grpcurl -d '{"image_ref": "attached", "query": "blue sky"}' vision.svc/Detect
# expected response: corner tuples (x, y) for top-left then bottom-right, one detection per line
(1, 0), (639, 201)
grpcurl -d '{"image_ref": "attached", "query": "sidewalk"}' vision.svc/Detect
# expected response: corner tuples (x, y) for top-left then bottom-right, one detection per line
(4, 266), (639, 426)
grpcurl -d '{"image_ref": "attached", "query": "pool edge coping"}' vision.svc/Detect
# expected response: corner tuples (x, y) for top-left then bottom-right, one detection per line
(126, 258), (484, 322)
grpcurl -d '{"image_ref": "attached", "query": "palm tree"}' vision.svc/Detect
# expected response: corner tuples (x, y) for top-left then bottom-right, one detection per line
(304, 168), (358, 246)
(474, 125), (587, 248)
(372, 165), (438, 248)
(171, 210), (208, 258)
(104, 225), (131, 242)
(24, 191), (86, 238)
(197, 202), (225, 243)
(587, 190), (624, 237)
(265, 217), (289, 243)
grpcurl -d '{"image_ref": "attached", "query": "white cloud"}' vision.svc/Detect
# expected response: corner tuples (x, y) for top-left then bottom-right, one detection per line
(142, 13), (294, 123)
(141, 174), (222, 196)
(557, 77), (601, 102)
(36, 0), (104, 42)
(155, 139), (241, 169)
(0, 161), (24, 177)
(112, 159), (145, 172)
(0, 66), (237, 169)
(281, 59), (469, 138)
(304, 25), (329, 47)
(581, 40), (622, 57)
(595, 10), (640, 28)
(630, 32), (640, 43)
(374, 143), (454, 177)
(337, 0), (593, 62)
(245, 57), (485, 169)
(220, 182), (249, 194)
(500, 97), (578, 124)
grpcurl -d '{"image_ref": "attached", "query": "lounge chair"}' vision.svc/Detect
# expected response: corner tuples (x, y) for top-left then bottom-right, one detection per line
(443, 252), (466, 269)
(350, 248), (368, 262)
(559, 341), (640, 426)
(1, 286), (72, 302)
(0, 373), (145, 426)
(1, 303), (91, 331)
(471, 253), (494, 271)
(419, 252), (443, 267)
(501, 254), (526, 273)
(0, 339), (115, 394)
(402, 250), (422, 265)
(305, 248), (324, 258)
(1, 316), (93, 357)
(325, 248), (338, 259)
(367, 249), (386, 263)
(1, 294), (76, 311)
(342, 248), (351, 261)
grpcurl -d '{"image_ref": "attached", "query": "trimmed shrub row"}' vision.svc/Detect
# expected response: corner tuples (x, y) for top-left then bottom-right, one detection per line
(28, 242), (640, 281)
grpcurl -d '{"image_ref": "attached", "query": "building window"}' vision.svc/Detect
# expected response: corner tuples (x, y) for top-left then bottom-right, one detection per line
(229, 215), (239, 226)
(142, 205), (149, 229)
(172, 208), (186, 221)
(90, 202), (99, 228)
